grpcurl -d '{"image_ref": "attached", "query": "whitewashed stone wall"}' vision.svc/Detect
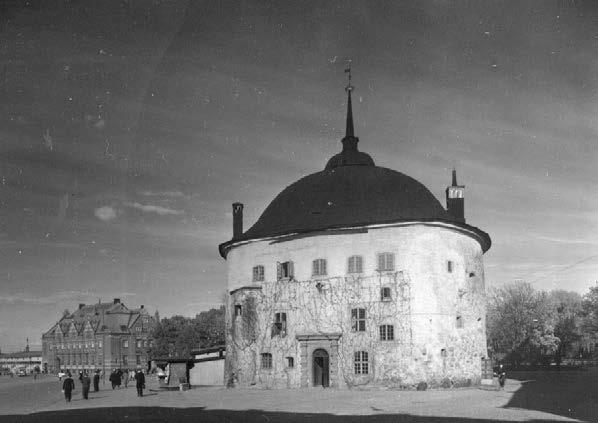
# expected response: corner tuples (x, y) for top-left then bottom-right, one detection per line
(224, 223), (487, 389)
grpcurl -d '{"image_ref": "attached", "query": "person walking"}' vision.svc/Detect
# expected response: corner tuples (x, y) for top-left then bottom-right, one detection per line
(134, 370), (145, 397)
(494, 363), (507, 390)
(123, 369), (129, 388)
(93, 370), (100, 392)
(62, 372), (75, 402)
(81, 371), (91, 399)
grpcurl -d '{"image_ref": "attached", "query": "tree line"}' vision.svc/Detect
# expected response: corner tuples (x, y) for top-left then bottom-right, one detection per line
(487, 281), (598, 366)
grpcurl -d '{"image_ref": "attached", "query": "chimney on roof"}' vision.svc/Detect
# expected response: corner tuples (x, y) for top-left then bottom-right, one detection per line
(113, 298), (120, 304)
(140, 305), (144, 309)
(79, 303), (85, 310)
(232, 202), (243, 239)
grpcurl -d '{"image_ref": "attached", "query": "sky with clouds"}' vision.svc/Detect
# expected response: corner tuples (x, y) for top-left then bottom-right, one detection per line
(0, 0), (597, 352)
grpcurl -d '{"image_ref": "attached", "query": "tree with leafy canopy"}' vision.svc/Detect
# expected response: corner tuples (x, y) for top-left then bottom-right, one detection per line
(149, 307), (224, 358)
(548, 290), (583, 363)
(487, 282), (559, 365)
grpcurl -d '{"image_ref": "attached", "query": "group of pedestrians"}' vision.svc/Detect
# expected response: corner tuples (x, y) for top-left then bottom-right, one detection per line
(61, 369), (146, 402)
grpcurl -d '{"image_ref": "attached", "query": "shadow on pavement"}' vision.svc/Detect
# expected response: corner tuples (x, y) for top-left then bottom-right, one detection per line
(505, 370), (597, 422)
(0, 407), (575, 423)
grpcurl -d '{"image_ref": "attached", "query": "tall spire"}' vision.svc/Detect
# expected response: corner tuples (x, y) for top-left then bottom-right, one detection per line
(452, 168), (458, 186)
(344, 63), (354, 138)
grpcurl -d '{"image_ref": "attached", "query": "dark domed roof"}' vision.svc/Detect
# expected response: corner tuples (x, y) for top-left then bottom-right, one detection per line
(241, 165), (450, 241)
(219, 82), (491, 257)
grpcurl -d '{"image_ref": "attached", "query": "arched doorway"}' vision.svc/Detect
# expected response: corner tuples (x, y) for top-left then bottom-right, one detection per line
(312, 349), (329, 387)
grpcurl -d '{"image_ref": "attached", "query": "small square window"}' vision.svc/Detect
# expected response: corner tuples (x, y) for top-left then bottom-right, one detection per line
(447, 261), (453, 273)
(377, 253), (395, 271)
(261, 353), (272, 369)
(312, 259), (327, 276)
(234, 305), (242, 317)
(348, 255), (363, 274)
(351, 308), (366, 332)
(253, 265), (265, 282)
(379, 325), (394, 341)
(286, 357), (294, 368)
(277, 261), (294, 280)
(380, 287), (391, 301)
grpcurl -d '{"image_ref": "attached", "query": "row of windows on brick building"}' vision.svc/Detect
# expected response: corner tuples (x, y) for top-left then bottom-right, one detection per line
(50, 339), (152, 350)
(259, 351), (371, 375)
(56, 353), (145, 366)
(251, 254), (461, 281)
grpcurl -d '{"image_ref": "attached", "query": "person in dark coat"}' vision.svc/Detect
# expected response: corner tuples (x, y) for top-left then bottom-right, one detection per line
(493, 363), (507, 389)
(109, 370), (117, 389)
(93, 370), (100, 392)
(134, 370), (146, 397)
(81, 371), (91, 399)
(62, 372), (75, 402)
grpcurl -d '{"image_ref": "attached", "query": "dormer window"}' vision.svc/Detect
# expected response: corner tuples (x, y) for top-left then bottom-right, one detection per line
(377, 252), (395, 271)
(253, 265), (265, 282)
(277, 261), (294, 280)
(347, 255), (363, 274)
(312, 259), (327, 277)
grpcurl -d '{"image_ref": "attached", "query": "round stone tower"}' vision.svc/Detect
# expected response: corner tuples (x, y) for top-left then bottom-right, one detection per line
(219, 77), (491, 389)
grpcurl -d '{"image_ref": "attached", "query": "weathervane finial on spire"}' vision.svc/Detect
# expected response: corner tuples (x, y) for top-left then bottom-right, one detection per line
(344, 60), (354, 138)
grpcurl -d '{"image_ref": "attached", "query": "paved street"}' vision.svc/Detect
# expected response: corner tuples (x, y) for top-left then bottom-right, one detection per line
(0, 370), (596, 422)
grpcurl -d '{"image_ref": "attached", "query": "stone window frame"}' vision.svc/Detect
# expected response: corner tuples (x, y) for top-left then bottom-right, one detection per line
(379, 324), (394, 341)
(377, 252), (395, 272)
(261, 352), (273, 369)
(234, 304), (242, 317)
(380, 287), (392, 301)
(351, 308), (366, 332)
(286, 356), (294, 368)
(277, 261), (294, 280)
(271, 312), (287, 337)
(252, 265), (265, 282)
(312, 258), (327, 277)
(354, 351), (369, 374)
(347, 255), (363, 274)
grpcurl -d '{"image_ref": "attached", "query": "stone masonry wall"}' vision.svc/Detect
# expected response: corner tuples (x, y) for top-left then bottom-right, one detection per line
(225, 224), (488, 389)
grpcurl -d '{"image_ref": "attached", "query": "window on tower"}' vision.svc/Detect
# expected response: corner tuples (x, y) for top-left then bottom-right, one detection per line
(347, 255), (363, 274)
(253, 265), (265, 282)
(271, 312), (287, 337)
(312, 259), (327, 277)
(377, 252), (395, 271)
(277, 261), (294, 280)
(354, 351), (369, 374)
(351, 308), (366, 332)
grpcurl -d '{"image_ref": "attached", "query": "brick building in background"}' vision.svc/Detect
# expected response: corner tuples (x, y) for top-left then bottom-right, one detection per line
(42, 298), (157, 374)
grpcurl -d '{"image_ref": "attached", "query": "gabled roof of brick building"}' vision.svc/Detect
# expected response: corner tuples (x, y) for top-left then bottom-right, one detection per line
(43, 300), (154, 337)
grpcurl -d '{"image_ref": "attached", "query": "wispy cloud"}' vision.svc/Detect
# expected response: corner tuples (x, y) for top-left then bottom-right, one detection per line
(94, 206), (117, 222)
(533, 235), (598, 246)
(124, 202), (184, 216)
